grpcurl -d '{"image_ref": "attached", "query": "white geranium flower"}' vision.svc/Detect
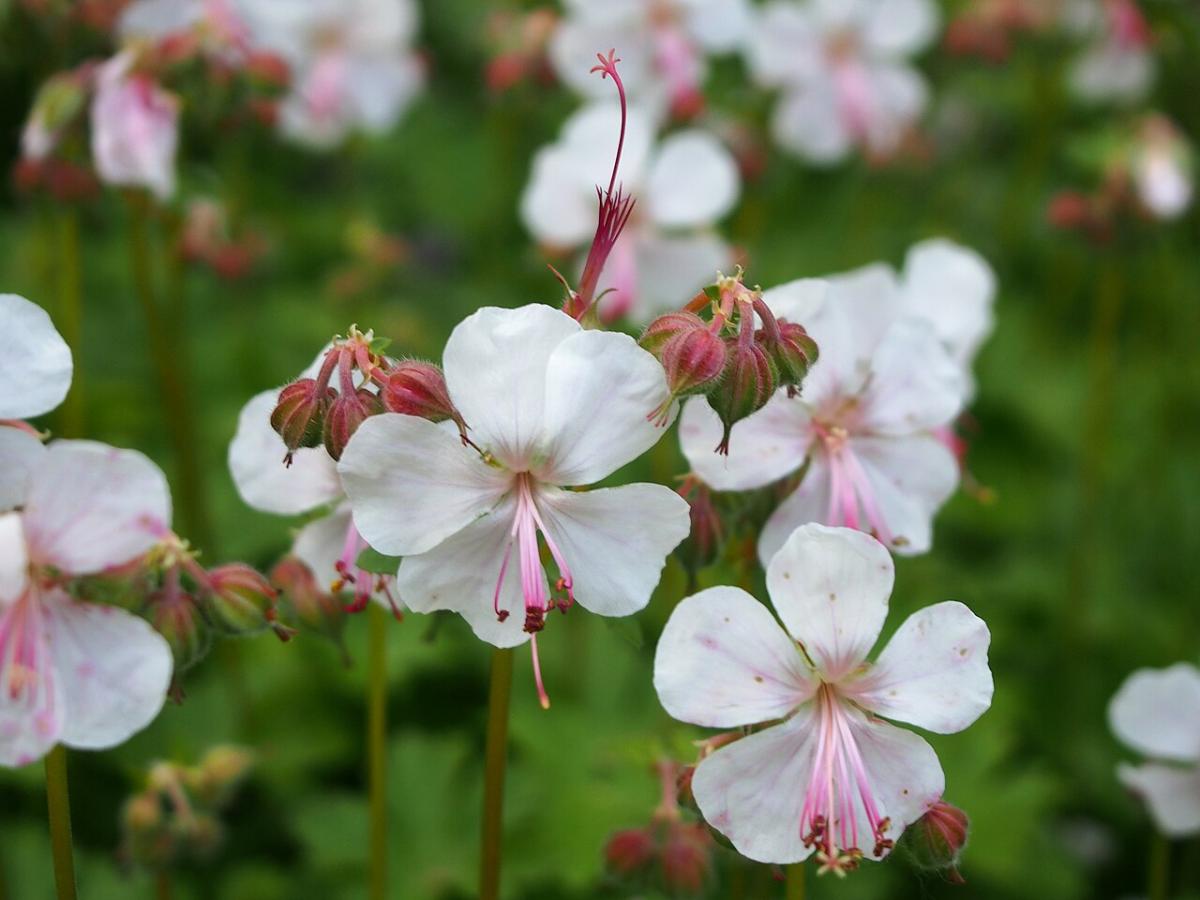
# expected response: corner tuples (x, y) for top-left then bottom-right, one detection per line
(747, 0), (939, 164)
(338, 304), (691, 705)
(1109, 663), (1200, 836)
(1132, 115), (1193, 221)
(654, 524), (992, 870)
(1066, 0), (1154, 104)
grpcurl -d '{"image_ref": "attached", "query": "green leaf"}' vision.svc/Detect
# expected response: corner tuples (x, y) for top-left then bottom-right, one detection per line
(355, 546), (402, 575)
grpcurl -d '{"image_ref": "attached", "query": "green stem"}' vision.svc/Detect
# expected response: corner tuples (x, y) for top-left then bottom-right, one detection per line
(44, 745), (77, 900)
(155, 871), (172, 900)
(1148, 832), (1169, 900)
(785, 863), (806, 900)
(479, 648), (514, 900)
(125, 193), (213, 549)
(56, 209), (84, 439)
(367, 604), (388, 900)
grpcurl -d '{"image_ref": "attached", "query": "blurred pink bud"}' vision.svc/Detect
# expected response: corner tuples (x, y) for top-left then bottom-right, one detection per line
(661, 821), (712, 893)
(605, 827), (657, 876)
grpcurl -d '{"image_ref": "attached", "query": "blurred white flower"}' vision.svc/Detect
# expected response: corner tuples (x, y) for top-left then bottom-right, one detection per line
(654, 524), (992, 869)
(338, 305), (690, 705)
(1132, 115), (1193, 221)
(0, 441), (174, 768)
(520, 101), (740, 321)
(1109, 663), (1200, 836)
(117, 0), (253, 58)
(747, 0), (939, 164)
(241, 0), (423, 148)
(549, 0), (752, 119)
(680, 265), (964, 563)
(90, 51), (180, 200)
(1066, 0), (1154, 104)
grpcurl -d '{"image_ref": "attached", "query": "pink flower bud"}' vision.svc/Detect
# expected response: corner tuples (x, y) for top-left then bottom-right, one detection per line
(323, 387), (383, 461)
(204, 563), (286, 638)
(381, 361), (466, 431)
(639, 311), (707, 357)
(661, 326), (726, 397)
(708, 333), (777, 454)
(763, 320), (819, 392)
(150, 588), (210, 674)
(270, 378), (336, 460)
(661, 822), (712, 893)
(271, 557), (346, 647)
(605, 827), (656, 876)
(902, 799), (970, 884)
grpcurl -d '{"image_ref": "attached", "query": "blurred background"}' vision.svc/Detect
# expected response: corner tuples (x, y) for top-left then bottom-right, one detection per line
(1, 0), (1199, 897)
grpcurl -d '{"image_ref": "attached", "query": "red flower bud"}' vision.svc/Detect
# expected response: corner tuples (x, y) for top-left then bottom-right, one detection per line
(661, 327), (726, 397)
(902, 799), (970, 884)
(150, 587), (210, 674)
(244, 51), (291, 88)
(271, 557), (348, 650)
(204, 563), (287, 638)
(271, 378), (336, 460)
(661, 822), (712, 893)
(708, 334), (777, 455)
(323, 387), (383, 461)
(605, 827), (656, 876)
(381, 361), (466, 431)
(639, 311), (707, 357)
(762, 320), (819, 391)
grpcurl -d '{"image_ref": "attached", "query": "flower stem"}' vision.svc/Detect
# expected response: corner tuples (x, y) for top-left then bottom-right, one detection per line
(1148, 832), (1169, 900)
(367, 603), (388, 900)
(125, 192), (213, 551)
(55, 209), (84, 439)
(785, 863), (806, 900)
(44, 745), (77, 900)
(155, 871), (172, 900)
(479, 647), (514, 900)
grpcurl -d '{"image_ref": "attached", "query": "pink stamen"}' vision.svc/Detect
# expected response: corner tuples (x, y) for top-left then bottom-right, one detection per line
(335, 520), (401, 619)
(530, 633), (550, 710)
(816, 423), (892, 545)
(832, 57), (874, 143)
(0, 591), (56, 736)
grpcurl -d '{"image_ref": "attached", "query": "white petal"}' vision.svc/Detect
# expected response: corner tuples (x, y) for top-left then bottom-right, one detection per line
(1070, 44), (1153, 103)
(341, 55), (421, 133)
(771, 81), (852, 165)
(852, 601), (993, 733)
(746, 1), (823, 87)
(757, 453), (832, 566)
(0, 512), (28, 605)
(549, 17), (657, 100)
(683, 0), (753, 51)
(850, 434), (959, 556)
(692, 710), (819, 863)
(679, 393), (811, 491)
(861, 62), (928, 156)
(292, 507), (354, 591)
(765, 524), (892, 679)
(558, 100), (654, 191)
(22, 441), (171, 575)
(1109, 664), (1200, 763)
(761, 277), (829, 326)
(46, 592), (172, 749)
(536, 483), (691, 617)
(654, 585), (814, 728)
(0, 599), (62, 767)
(337, 413), (510, 557)
(228, 390), (343, 516)
(847, 711), (946, 844)
(536, 329), (673, 485)
(1117, 763), (1200, 837)
(396, 496), (530, 648)
(858, 319), (964, 435)
(626, 231), (732, 321)
(645, 130), (740, 228)
(0, 427), (47, 512)
(520, 145), (599, 248)
(0, 294), (72, 420)
(858, 0), (939, 56)
(442, 305), (581, 467)
(899, 239), (996, 373)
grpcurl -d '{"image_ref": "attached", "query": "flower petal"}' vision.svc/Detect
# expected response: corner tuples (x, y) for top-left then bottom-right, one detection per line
(0, 513), (28, 605)
(228, 390), (343, 516)
(680, 393), (812, 491)
(442, 305), (581, 467)
(692, 709), (819, 863)
(761, 277), (829, 326)
(757, 453), (832, 566)
(852, 601), (993, 733)
(645, 130), (740, 228)
(856, 0), (939, 57)
(0, 294), (72, 420)
(396, 496), (530, 648)
(0, 599), (62, 767)
(765, 524), (892, 679)
(293, 506), (354, 591)
(771, 80), (852, 165)
(899, 238), (996, 374)
(22, 441), (171, 575)
(851, 434), (959, 556)
(685, 0), (753, 51)
(654, 585), (814, 728)
(0, 427), (47, 512)
(859, 319), (965, 435)
(338, 413), (510, 557)
(520, 145), (600, 248)
(625, 230), (731, 321)
(1109, 664), (1200, 763)
(46, 592), (172, 750)
(1117, 762), (1200, 837)
(537, 330), (673, 485)
(536, 483), (691, 617)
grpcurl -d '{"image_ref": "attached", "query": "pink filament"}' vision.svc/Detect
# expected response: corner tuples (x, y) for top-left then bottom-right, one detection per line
(0, 591), (56, 736)
(817, 425), (893, 547)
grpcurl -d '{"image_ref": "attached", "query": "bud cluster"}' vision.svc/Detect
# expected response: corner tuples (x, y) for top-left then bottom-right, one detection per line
(270, 326), (468, 465)
(639, 271), (818, 453)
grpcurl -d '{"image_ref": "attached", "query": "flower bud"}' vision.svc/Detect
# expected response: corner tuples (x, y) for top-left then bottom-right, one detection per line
(604, 827), (656, 877)
(187, 745), (254, 809)
(661, 327), (726, 397)
(204, 563), (287, 638)
(323, 387), (383, 461)
(123, 790), (163, 834)
(244, 51), (291, 88)
(677, 477), (722, 568)
(661, 822), (712, 893)
(186, 813), (224, 858)
(381, 361), (466, 430)
(638, 311), (707, 357)
(271, 556), (346, 647)
(901, 799), (969, 884)
(708, 336), (777, 454)
(271, 378), (335, 459)
(761, 320), (818, 391)
(150, 589), (210, 673)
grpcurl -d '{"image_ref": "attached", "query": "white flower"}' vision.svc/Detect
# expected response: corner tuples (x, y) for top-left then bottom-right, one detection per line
(1066, 0), (1154, 104)
(117, 0), (252, 56)
(747, 0), (939, 164)
(0, 440), (174, 767)
(241, 0), (423, 148)
(338, 304), (691, 702)
(654, 524), (992, 869)
(520, 101), (739, 321)
(1132, 116), (1193, 221)
(680, 265), (964, 563)
(89, 51), (180, 200)
(549, 0), (752, 117)
(1108, 663), (1200, 837)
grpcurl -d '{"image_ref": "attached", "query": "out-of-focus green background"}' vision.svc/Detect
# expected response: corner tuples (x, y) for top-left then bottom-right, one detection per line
(2, 1), (1200, 897)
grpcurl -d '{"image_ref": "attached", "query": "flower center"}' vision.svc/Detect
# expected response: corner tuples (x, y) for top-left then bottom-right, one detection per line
(812, 420), (894, 546)
(334, 520), (401, 619)
(799, 684), (893, 876)
(0, 590), (57, 740)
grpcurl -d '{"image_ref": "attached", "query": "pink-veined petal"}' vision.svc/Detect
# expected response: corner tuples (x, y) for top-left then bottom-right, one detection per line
(22, 441), (171, 575)
(228, 389), (343, 516)
(0, 294), (72, 421)
(1117, 762), (1200, 837)
(0, 427), (47, 512)
(337, 413), (510, 557)
(757, 453), (832, 566)
(293, 506), (354, 591)
(654, 585), (814, 728)
(0, 595), (62, 767)
(851, 601), (993, 734)
(536, 483), (690, 617)
(680, 393), (812, 491)
(1109, 664), (1200, 763)
(627, 230), (732, 321)
(645, 130), (740, 228)
(765, 524), (892, 680)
